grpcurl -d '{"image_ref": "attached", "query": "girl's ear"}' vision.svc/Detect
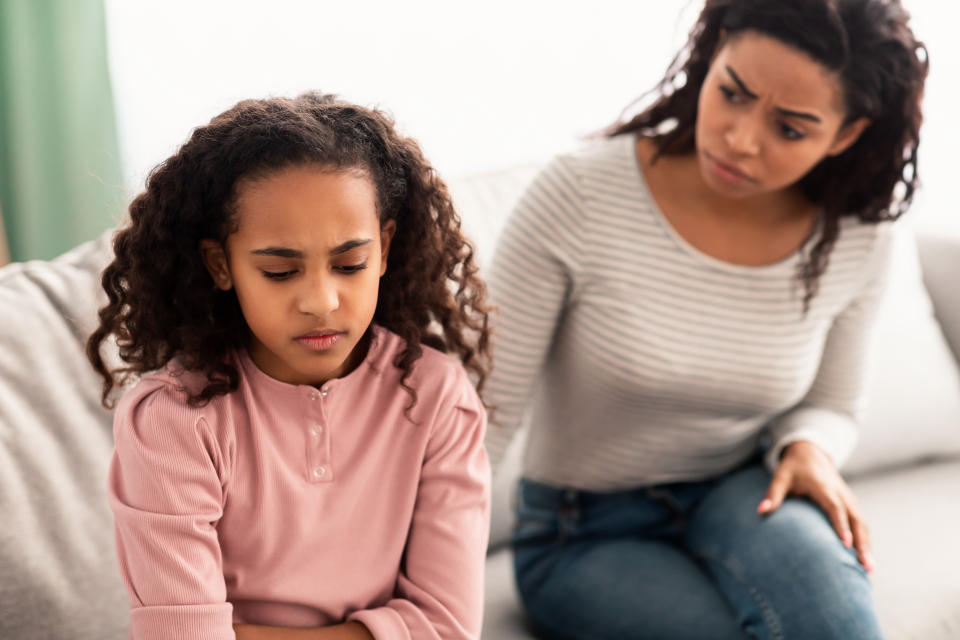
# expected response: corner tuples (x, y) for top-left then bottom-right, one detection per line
(378, 219), (397, 277)
(199, 239), (233, 290)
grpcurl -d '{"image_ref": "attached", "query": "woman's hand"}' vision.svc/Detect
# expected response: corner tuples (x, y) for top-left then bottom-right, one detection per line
(758, 440), (875, 572)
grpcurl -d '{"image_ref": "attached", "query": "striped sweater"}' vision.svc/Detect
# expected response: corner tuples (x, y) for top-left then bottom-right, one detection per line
(484, 134), (893, 491)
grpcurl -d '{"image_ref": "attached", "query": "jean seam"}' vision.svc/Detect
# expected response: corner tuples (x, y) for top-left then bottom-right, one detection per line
(694, 546), (784, 640)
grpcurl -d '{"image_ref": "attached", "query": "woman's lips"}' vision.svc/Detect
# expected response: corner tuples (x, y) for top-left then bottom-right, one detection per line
(704, 151), (755, 185)
(295, 332), (344, 351)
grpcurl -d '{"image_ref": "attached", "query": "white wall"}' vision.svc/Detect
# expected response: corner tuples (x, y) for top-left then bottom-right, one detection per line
(107, 0), (958, 233)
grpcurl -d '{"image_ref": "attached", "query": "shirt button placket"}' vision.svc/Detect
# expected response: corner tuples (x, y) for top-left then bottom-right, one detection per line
(305, 387), (332, 483)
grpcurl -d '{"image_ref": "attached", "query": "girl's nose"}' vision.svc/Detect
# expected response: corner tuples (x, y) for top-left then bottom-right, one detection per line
(297, 274), (339, 317)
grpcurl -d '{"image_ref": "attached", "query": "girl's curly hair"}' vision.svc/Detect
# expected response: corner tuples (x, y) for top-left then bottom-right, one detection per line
(608, 0), (928, 310)
(87, 92), (492, 408)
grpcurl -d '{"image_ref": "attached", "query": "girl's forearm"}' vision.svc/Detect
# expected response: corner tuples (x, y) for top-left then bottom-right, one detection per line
(233, 621), (374, 640)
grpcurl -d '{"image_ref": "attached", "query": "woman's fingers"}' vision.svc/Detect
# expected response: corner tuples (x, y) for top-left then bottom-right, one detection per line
(815, 490), (853, 549)
(847, 502), (875, 572)
(758, 466), (792, 514)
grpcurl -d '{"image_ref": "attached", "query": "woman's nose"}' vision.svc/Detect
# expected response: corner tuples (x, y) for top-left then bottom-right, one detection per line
(724, 114), (762, 156)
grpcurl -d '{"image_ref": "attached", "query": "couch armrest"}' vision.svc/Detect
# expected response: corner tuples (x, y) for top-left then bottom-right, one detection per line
(917, 232), (960, 365)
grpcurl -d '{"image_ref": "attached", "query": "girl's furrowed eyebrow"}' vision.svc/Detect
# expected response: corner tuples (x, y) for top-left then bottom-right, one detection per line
(251, 247), (302, 258)
(250, 239), (371, 258)
(330, 239), (372, 255)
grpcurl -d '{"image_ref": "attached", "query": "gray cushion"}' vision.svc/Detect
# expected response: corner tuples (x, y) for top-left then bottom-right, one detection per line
(917, 232), (960, 366)
(0, 232), (129, 639)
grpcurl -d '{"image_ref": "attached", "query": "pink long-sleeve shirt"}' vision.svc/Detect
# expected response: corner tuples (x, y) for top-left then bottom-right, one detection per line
(108, 325), (490, 640)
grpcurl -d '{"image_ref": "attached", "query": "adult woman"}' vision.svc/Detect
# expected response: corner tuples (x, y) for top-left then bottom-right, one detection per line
(484, 1), (926, 638)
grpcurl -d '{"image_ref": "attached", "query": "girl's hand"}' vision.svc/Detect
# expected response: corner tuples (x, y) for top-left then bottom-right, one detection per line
(757, 440), (875, 573)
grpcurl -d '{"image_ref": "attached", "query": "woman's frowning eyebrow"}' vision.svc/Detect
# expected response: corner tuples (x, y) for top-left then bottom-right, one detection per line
(724, 65), (823, 123)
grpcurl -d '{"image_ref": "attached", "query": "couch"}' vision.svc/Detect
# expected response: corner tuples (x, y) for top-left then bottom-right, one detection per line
(1, 164), (959, 639)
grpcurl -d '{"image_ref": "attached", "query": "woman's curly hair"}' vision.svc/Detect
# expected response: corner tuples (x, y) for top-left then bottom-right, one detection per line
(608, 0), (928, 309)
(87, 92), (492, 408)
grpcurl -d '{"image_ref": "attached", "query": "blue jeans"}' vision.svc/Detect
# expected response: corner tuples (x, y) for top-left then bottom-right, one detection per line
(512, 464), (882, 640)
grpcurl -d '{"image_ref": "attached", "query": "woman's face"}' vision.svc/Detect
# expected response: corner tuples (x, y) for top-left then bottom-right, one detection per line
(695, 30), (869, 198)
(201, 165), (394, 387)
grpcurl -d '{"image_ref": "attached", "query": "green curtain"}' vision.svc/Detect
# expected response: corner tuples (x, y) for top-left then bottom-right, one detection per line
(0, 0), (124, 262)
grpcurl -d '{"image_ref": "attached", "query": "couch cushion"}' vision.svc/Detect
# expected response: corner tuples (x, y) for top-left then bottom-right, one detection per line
(917, 232), (960, 365)
(0, 232), (129, 639)
(843, 225), (960, 475)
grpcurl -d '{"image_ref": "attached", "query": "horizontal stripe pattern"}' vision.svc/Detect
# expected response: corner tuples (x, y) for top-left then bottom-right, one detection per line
(485, 135), (892, 490)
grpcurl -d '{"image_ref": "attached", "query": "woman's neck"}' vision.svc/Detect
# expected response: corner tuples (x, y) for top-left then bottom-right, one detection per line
(639, 138), (809, 228)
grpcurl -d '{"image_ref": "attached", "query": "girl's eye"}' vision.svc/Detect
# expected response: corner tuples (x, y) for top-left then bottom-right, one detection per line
(262, 270), (296, 280)
(336, 263), (368, 274)
(779, 122), (805, 140)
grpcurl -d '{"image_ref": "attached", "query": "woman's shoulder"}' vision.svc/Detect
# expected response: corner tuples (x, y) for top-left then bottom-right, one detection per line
(834, 217), (896, 265)
(540, 134), (637, 182)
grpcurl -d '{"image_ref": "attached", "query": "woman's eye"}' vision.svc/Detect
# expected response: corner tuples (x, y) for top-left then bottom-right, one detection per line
(336, 263), (368, 274)
(779, 123), (805, 140)
(719, 86), (741, 103)
(262, 270), (296, 280)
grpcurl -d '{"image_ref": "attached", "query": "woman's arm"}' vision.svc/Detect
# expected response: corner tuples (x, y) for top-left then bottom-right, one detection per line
(759, 224), (897, 571)
(763, 224), (895, 468)
(233, 622), (372, 640)
(483, 154), (586, 473)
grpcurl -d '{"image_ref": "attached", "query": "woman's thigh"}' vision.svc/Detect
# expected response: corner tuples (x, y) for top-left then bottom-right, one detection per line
(514, 535), (748, 640)
(685, 465), (882, 640)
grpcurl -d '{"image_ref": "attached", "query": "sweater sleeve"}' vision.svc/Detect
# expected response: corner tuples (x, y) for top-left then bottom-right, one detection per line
(483, 154), (586, 474)
(347, 374), (490, 640)
(108, 380), (235, 640)
(764, 224), (896, 470)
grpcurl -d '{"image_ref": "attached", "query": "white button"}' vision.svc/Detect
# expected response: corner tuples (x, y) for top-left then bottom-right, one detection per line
(320, 388), (329, 397)
(313, 465), (327, 479)
(310, 424), (323, 437)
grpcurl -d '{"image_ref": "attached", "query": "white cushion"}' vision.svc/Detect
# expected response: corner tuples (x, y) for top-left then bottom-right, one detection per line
(843, 225), (960, 475)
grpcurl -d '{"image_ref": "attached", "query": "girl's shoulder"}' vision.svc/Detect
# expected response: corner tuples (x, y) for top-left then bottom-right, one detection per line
(114, 358), (238, 429)
(370, 326), (483, 417)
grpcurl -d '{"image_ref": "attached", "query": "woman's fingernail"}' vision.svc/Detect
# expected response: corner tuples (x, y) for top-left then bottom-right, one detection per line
(757, 499), (772, 513)
(843, 531), (853, 548)
(863, 552), (876, 572)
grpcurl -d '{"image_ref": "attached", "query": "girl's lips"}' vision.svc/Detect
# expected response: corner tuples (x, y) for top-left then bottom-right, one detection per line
(295, 332), (344, 351)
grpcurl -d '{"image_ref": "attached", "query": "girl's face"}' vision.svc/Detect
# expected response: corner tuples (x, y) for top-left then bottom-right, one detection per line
(694, 30), (869, 199)
(201, 165), (394, 387)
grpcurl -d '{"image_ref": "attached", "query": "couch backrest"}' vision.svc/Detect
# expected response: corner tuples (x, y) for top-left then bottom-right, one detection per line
(0, 232), (128, 639)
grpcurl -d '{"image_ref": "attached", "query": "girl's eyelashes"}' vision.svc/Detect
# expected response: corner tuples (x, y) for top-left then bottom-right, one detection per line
(260, 263), (368, 280)
(262, 270), (296, 280)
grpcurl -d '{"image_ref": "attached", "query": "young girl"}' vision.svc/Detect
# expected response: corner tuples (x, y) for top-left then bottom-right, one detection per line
(87, 93), (492, 640)
(484, 0), (926, 638)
